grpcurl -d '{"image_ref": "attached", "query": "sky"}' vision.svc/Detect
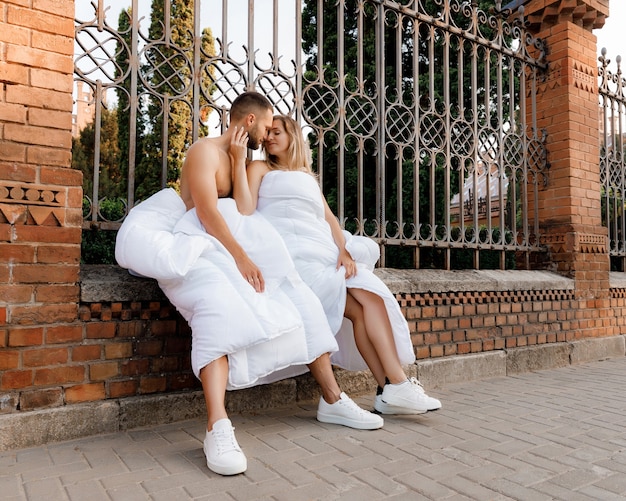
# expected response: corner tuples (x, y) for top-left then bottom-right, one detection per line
(594, 2), (626, 61)
(74, 0), (298, 70)
(75, 0), (626, 70)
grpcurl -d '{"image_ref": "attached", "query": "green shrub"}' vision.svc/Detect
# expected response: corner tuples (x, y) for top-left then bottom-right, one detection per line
(81, 198), (126, 264)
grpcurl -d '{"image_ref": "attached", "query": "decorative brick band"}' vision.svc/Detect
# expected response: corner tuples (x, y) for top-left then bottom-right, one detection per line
(539, 232), (607, 254)
(578, 233), (607, 254)
(396, 288), (575, 307)
(572, 64), (596, 93)
(0, 182), (67, 227)
(78, 300), (177, 322)
(611, 288), (626, 299)
(0, 182), (65, 207)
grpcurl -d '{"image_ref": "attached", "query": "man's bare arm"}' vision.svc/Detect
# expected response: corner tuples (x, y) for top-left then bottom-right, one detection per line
(183, 141), (265, 292)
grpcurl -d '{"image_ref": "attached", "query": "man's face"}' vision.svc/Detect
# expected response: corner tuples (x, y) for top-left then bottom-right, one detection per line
(247, 108), (274, 150)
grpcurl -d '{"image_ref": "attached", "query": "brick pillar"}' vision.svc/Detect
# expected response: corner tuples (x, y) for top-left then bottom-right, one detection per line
(524, 0), (610, 300)
(0, 1), (81, 405)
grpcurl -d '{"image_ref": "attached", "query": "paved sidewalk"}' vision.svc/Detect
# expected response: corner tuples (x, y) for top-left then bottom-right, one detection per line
(2, 357), (626, 501)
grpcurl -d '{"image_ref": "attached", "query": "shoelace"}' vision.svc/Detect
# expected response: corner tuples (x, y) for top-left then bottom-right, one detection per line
(339, 396), (371, 417)
(408, 377), (426, 394)
(213, 426), (241, 455)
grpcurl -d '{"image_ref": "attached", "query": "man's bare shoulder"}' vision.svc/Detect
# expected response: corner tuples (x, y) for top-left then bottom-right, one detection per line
(184, 137), (220, 169)
(181, 136), (233, 205)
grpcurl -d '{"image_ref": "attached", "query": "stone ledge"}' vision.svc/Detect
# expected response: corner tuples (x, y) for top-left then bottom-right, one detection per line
(374, 268), (575, 295)
(2, 337), (623, 451)
(81, 265), (584, 303)
(80, 265), (166, 302)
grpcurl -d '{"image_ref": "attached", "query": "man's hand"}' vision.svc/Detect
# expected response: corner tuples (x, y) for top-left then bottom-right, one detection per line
(236, 254), (265, 293)
(228, 126), (248, 170)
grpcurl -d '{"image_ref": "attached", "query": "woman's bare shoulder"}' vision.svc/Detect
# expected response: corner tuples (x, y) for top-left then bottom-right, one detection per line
(247, 159), (270, 175)
(248, 159), (269, 169)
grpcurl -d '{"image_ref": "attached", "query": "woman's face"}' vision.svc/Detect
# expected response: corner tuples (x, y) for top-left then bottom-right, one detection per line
(265, 119), (290, 159)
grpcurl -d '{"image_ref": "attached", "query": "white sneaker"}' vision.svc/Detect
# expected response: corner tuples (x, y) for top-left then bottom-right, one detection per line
(375, 378), (442, 414)
(203, 418), (247, 475)
(317, 392), (384, 430)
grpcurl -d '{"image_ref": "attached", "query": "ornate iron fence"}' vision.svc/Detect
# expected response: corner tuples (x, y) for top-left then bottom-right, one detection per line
(74, 0), (549, 269)
(599, 48), (626, 271)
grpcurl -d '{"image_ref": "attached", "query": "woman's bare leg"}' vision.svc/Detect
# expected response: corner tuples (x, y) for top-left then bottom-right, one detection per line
(347, 288), (407, 384)
(199, 355), (229, 431)
(307, 353), (341, 404)
(344, 293), (386, 387)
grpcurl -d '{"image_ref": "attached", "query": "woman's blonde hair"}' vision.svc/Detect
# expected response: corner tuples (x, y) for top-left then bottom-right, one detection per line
(264, 115), (313, 173)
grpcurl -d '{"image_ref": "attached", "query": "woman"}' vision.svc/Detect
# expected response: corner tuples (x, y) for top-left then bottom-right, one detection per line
(235, 115), (441, 415)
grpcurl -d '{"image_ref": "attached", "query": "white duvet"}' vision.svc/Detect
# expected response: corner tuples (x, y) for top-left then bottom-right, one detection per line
(257, 170), (416, 371)
(115, 188), (338, 390)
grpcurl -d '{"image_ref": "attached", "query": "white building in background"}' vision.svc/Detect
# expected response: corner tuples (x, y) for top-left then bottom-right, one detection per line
(450, 161), (509, 226)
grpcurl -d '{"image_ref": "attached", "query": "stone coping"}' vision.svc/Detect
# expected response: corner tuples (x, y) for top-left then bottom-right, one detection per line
(80, 264), (599, 303)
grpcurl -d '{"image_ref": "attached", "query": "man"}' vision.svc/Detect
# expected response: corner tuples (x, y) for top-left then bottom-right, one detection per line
(173, 92), (384, 474)
(116, 92), (383, 475)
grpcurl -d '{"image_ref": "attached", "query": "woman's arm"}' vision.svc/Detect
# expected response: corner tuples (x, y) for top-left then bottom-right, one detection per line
(233, 159), (269, 215)
(322, 195), (357, 278)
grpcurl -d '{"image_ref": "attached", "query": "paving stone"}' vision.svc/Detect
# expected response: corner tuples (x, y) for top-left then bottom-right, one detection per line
(15, 451), (87, 482)
(99, 467), (167, 490)
(141, 470), (209, 493)
(1, 357), (626, 500)
(22, 477), (66, 501)
(593, 473), (626, 495)
(576, 484), (626, 500)
(64, 479), (110, 501)
(106, 483), (152, 501)
(441, 473), (510, 500)
(352, 466), (410, 495)
(484, 477), (553, 501)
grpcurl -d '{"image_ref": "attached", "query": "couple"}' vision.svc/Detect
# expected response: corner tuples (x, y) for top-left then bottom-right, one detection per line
(116, 91), (441, 476)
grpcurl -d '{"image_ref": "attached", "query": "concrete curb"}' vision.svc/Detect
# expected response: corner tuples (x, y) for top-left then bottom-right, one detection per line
(1, 336), (624, 451)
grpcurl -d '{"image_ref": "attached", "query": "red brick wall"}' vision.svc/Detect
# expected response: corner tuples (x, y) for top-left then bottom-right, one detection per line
(4, 282), (624, 413)
(1, 0), (83, 409)
(1, 295), (199, 411)
(525, 0), (610, 299)
(408, 289), (622, 359)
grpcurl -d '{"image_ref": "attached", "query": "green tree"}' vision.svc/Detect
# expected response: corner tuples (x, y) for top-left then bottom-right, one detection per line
(72, 107), (121, 201)
(141, 0), (216, 197)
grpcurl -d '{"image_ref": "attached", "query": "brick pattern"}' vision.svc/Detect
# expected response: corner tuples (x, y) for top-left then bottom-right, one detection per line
(402, 288), (624, 360)
(528, 3), (610, 297)
(0, 0), (82, 329)
(1, 286), (625, 413)
(0, 299), (198, 411)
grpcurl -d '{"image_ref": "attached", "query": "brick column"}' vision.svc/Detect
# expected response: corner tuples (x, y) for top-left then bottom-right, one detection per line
(524, 0), (610, 300)
(0, 1), (82, 407)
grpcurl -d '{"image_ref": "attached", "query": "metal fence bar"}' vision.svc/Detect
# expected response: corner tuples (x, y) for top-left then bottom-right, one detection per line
(599, 49), (626, 270)
(73, 0), (549, 269)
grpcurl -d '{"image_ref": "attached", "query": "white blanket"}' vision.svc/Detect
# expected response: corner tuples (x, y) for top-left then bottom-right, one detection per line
(115, 188), (338, 389)
(257, 170), (416, 371)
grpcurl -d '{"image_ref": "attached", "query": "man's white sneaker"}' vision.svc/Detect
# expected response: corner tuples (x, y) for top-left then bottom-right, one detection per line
(317, 392), (384, 430)
(203, 418), (247, 475)
(375, 378), (442, 415)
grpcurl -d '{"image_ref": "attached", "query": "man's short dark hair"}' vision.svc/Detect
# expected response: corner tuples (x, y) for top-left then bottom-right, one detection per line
(230, 91), (272, 120)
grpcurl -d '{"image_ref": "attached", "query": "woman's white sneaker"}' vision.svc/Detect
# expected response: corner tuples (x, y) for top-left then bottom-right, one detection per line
(203, 418), (247, 475)
(317, 392), (384, 429)
(375, 378), (442, 414)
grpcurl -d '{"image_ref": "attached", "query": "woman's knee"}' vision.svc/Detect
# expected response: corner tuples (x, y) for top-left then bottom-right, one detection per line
(344, 292), (363, 322)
